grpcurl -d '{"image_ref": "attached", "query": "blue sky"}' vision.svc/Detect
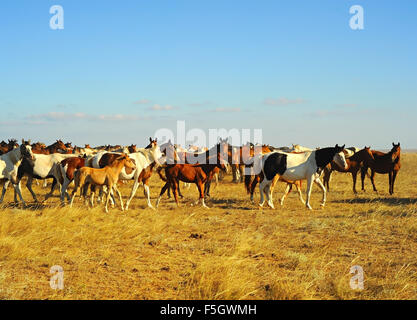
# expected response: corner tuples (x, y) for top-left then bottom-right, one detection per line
(0, 0), (416, 148)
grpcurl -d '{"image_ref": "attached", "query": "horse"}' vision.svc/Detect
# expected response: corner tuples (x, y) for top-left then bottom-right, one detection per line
(0, 139), (19, 155)
(254, 145), (347, 210)
(70, 154), (136, 213)
(156, 153), (228, 208)
(89, 137), (163, 210)
(157, 139), (229, 199)
(323, 147), (375, 193)
(360, 143), (401, 195)
(0, 141), (35, 206)
(31, 140), (68, 155)
(15, 153), (76, 203)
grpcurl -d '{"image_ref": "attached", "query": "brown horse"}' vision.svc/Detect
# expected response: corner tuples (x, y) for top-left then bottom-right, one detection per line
(32, 140), (68, 154)
(323, 147), (375, 193)
(0, 139), (19, 155)
(228, 143), (272, 183)
(70, 154), (136, 212)
(156, 154), (228, 208)
(360, 143), (401, 195)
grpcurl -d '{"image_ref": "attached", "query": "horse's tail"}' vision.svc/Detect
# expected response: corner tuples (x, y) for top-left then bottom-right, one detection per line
(156, 166), (167, 182)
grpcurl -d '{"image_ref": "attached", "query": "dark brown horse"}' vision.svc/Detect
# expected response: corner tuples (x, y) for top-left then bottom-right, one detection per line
(0, 139), (19, 155)
(155, 153), (228, 208)
(323, 147), (375, 193)
(360, 143), (401, 195)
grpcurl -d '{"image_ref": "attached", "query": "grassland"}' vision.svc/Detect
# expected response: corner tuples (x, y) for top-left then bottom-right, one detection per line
(0, 154), (416, 300)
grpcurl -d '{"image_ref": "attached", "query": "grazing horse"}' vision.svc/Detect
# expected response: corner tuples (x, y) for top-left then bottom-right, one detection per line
(254, 145), (347, 210)
(70, 154), (136, 212)
(360, 143), (401, 195)
(323, 147), (375, 193)
(156, 154), (228, 208)
(0, 141), (35, 206)
(89, 137), (163, 210)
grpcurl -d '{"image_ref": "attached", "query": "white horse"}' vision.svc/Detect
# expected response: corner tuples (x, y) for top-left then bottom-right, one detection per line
(15, 153), (76, 203)
(0, 142), (35, 206)
(291, 144), (313, 152)
(89, 143), (163, 210)
(255, 144), (347, 210)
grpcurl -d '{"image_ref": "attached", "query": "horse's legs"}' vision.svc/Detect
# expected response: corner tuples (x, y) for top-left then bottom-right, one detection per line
(370, 169), (377, 192)
(280, 183), (292, 206)
(0, 180), (10, 203)
(143, 182), (154, 209)
(60, 177), (71, 204)
(197, 181), (208, 208)
(388, 171), (393, 195)
(177, 180), (184, 198)
(313, 177), (327, 207)
(305, 176), (314, 210)
(323, 168), (331, 192)
(44, 177), (58, 202)
(360, 166), (367, 191)
(172, 180), (180, 207)
(12, 182), (26, 207)
(391, 170), (398, 195)
(26, 176), (38, 202)
(125, 179), (140, 211)
(250, 177), (259, 203)
(239, 165), (244, 183)
(295, 181), (305, 205)
(258, 179), (267, 207)
(352, 170), (358, 194)
(266, 175), (279, 209)
(113, 185), (124, 211)
(156, 182), (170, 208)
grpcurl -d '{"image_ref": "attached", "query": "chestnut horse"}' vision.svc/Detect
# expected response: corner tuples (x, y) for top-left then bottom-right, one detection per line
(31, 140), (68, 155)
(156, 153), (228, 208)
(323, 147), (375, 193)
(360, 143), (401, 195)
(70, 154), (136, 212)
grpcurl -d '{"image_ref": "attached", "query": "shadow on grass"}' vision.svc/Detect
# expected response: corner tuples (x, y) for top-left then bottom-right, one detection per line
(332, 197), (417, 206)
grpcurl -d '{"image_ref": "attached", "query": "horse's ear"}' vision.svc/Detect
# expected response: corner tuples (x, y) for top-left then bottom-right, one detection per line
(398, 142), (400, 146)
(149, 137), (152, 142)
(392, 142), (395, 147)
(341, 144), (345, 149)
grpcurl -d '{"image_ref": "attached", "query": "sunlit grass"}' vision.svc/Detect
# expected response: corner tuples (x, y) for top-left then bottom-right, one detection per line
(0, 154), (416, 299)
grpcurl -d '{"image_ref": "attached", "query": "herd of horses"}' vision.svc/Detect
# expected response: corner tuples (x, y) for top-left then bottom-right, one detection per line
(0, 138), (402, 211)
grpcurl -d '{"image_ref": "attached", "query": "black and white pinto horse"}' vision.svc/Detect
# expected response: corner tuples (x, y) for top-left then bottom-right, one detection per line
(255, 144), (347, 210)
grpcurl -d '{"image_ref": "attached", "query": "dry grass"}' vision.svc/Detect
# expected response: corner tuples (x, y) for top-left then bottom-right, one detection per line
(1, 154), (417, 300)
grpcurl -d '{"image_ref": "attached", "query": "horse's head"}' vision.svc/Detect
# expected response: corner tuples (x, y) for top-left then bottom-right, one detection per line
(20, 142), (35, 161)
(54, 139), (68, 152)
(333, 144), (348, 170)
(128, 144), (137, 153)
(159, 139), (179, 164)
(148, 140), (163, 166)
(391, 142), (401, 162)
(118, 154), (136, 172)
(216, 153), (229, 173)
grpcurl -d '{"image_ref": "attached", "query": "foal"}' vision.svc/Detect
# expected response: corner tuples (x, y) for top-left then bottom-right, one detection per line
(70, 154), (136, 212)
(360, 143), (401, 195)
(156, 154), (228, 208)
